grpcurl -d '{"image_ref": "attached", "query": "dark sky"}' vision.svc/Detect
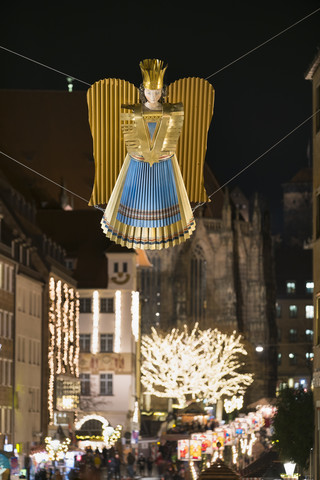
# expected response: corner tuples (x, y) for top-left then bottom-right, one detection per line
(1, 1), (319, 233)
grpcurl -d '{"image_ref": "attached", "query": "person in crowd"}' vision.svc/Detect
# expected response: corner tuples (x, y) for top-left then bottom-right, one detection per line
(126, 451), (135, 479)
(146, 456), (153, 477)
(137, 453), (145, 476)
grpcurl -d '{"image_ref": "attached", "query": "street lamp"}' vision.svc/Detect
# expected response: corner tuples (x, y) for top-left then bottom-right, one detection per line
(280, 461), (298, 479)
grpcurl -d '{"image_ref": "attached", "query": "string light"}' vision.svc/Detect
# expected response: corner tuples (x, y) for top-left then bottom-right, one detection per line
(141, 324), (253, 407)
(48, 276), (80, 421)
(132, 400), (139, 424)
(114, 291), (121, 353)
(131, 291), (139, 342)
(224, 395), (244, 414)
(92, 290), (99, 354)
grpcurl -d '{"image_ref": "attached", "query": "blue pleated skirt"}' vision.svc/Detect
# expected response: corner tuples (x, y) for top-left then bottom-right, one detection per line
(116, 155), (181, 228)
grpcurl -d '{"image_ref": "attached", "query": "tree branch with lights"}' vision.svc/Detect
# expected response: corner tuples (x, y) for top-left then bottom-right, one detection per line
(141, 324), (253, 408)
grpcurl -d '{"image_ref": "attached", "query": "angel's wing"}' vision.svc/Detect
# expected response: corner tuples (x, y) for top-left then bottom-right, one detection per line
(87, 78), (139, 206)
(167, 77), (215, 203)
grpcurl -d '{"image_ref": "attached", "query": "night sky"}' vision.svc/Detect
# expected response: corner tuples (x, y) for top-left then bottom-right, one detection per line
(1, 1), (319, 233)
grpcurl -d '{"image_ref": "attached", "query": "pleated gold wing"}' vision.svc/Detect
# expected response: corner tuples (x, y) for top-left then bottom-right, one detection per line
(167, 77), (215, 203)
(87, 78), (139, 206)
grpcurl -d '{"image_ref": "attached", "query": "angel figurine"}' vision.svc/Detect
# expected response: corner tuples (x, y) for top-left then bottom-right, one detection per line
(87, 59), (215, 250)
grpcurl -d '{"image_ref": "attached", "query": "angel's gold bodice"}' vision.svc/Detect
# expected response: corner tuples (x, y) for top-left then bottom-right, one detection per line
(121, 103), (184, 166)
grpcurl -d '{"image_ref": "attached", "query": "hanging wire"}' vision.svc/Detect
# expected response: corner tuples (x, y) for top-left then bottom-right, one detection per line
(205, 7), (320, 80)
(1, 7), (319, 210)
(0, 151), (89, 204)
(2, 107), (319, 213)
(192, 108), (320, 212)
(0, 45), (91, 87)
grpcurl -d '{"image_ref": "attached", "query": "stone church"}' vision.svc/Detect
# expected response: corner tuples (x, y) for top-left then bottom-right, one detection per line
(139, 164), (278, 405)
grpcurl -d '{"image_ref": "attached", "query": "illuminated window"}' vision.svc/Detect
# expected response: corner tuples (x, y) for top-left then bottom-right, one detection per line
(306, 352), (314, 359)
(289, 353), (297, 365)
(306, 329), (314, 341)
(79, 374), (91, 396)
(286, 282), (296, 294)
(190, 245), (207, 322)
(79, 298), (92, 313)
(277, 353), (282, 365)
(288, 378), (294, 388)
(79, 334), (91, 352)
(276, 303), (282, 318)
(305, 305), (314, 319)
(289, 329), (298, 342)
(100, 298), (114, 313)
(306, 282), (314, 294)
(100, 334), (113, 353)
(100, 374), (113, 396)
(289, 305), (298, 318)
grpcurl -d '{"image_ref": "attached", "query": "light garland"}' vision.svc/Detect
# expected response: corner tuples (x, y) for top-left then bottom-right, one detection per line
(56, 280), (62, 374)
(114, 290), (121, 353)
(131, 291), (139, 342)
(75, 415), (122, 447)
(47, 277), (80, 421)
(224, 395), (244, 414)
(92, 290), (100, 354)
(141, 324), (253, 407)
(232, 445), (238, 464)
(132, 400), (139, 424)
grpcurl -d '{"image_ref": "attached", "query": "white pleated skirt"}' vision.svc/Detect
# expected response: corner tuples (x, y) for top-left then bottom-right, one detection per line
(101, 154), (195, 250)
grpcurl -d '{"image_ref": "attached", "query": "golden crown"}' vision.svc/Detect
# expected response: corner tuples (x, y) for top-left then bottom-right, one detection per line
(139, 59), (167, 90)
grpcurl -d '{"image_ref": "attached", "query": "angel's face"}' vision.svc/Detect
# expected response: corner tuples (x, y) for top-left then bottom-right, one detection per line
(144, 88), (162, 104)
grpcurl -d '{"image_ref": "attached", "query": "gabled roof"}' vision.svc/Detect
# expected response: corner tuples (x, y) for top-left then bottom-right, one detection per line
(305, 49), (320, 80)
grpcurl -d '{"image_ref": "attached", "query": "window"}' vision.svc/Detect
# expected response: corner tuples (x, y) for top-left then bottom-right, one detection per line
(100, 298), (114, 313)
(100, 334), (113, 353)
(79, 298), (92, 313)
(79, 374), (91, 395)
(276, 303), (282, 318)
(114, 262), (119, 273)
(289, 353), (297, 365)
(79, 334), (91, 352)
(305, 305), (314, 319)
(306, 282), (314, 294)
(100, 374), (113, 395)
(306, 329), (314, 341)
(277, 353), (282, 365)
(306, 352), (314, 360)
(123, 262), (128, 273)
(289, 328), (298, 342)
(190, 245), (207, 322)
(289, 305), (298, 318)
(286, 282), (296, 294)
(316, 84), (320, 133)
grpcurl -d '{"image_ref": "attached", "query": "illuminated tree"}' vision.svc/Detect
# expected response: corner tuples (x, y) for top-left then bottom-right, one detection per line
(141, 323), (253, 408)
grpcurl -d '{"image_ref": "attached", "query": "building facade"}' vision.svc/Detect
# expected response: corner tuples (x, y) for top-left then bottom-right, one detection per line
(0, 176), (80, 462)
(76, 251), (140, 448)
(140, 183), (277, 408)
(305, 49), (320, 479)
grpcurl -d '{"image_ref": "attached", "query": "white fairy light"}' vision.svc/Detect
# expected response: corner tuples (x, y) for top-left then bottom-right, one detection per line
(132, 400), (139, 424)
(232, 445), (238, 464)
(224, 395), (244, 414)
(131, 291), (139, 342)
(92, 290), (100, 354)
(47, 277), (80, 421)
(141, 324), (253, 407)
(114, 290), (122, 353)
